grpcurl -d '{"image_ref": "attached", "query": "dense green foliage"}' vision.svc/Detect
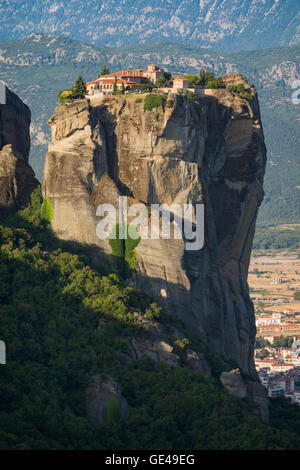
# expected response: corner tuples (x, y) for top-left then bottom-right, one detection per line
(226, 83), (245, 93)
(107, 396), (122, 424)
(255, 348), (270, 359)
(113, 76), (118, 95)
(99, 65), (111, 77)
(255, 337), (271, 348)
(40, 197), (53, 223)
(108, 224), (141, 279)
(226, 83), (253, 100)
(72, 74), (86, 100)
(205, 78), (221, 89)
(253, 226), (300, 251)
(58, 74), (86, 103)
(273, 336), (294, 348)
(1, 188), (300, 449)
(141, 83), (154, 92)
(143, 93), (163, 111)
(185, 70), (220, 89)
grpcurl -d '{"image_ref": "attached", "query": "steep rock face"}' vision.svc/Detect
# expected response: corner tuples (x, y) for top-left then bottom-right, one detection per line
(0, 85), (38, 219)
(43, 75), (266, 383)
(86, 376), (130, 425)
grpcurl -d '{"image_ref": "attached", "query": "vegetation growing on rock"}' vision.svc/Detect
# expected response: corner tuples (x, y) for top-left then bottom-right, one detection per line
(58, 74), (86, 103)
(109, 224), (141, 279)
(1, 189), (300, 449)
(143, 93), (163, 111)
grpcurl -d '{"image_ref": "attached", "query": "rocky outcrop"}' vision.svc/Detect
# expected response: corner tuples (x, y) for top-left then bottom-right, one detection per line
(124, 312), (212, 376)
(42, 74), (266, 386)
(86, 375), (130, 425)
(0, 85), (38, 220)
(220, 370), (247, 399)
(220, 369), (269, 423)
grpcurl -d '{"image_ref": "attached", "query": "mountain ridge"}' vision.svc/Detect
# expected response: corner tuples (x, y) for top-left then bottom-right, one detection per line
(0, 0), (299, 51)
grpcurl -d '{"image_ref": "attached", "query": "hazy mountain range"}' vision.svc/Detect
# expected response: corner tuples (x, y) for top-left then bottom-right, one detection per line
(0, 33), (299, 225)
(0, 0), (299, 51)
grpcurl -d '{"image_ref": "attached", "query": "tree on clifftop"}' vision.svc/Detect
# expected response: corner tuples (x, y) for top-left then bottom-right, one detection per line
(72, 74), (86, 100)
(113, 76), (118, 95)
(99, 65), (111, 77)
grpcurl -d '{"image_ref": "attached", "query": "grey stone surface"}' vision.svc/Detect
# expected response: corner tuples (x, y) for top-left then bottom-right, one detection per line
(43, 75), (266, 381)
(220, 370), (247, 399)
(86, 376), (130, 425)
(0, 87), (38, 220)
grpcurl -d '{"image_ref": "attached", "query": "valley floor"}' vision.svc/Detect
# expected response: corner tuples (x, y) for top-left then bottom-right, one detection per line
(249, 249), (300, 404)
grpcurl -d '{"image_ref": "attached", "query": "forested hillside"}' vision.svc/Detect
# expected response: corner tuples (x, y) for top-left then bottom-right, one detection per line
(1, 187), (300, 450)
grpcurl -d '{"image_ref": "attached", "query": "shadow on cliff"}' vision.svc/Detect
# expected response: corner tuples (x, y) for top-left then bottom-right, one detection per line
(91, 103), (133, 198)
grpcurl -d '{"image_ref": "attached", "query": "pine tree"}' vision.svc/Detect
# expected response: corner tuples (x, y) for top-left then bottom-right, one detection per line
(99, 65), (110, 77)
(113, 76), (118, 95)
(72, 74), (86, 100)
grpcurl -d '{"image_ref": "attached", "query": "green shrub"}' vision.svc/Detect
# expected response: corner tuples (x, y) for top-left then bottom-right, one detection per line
(206, 79), (220, 89)
(240, 91), (253, 100)
(58, 89), (73, 104)
(58, 74), (86, 103)
(135, 97), (142, 103)
(166, 99), (174, 108)
(171, 336), (191, 350)
(187, 91), (196, 101)
(143, 93), (163, 111)
(156, 77), (167, 88)
(199, 69), (217, 86)
(40, 198), (53, 223)
(226, 83), (251, 98)
(145, 303), (162, 320)
(109, 224), (141, 278)
(30, 186), (43, 216)
(72, 74), (86, 100)
(99, 65), (110, 77)
(107, 396), (122, 424)
(141, 83), (154, 92)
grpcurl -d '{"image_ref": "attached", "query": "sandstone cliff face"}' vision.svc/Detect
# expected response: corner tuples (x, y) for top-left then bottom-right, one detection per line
(0, 85), (38, 219)
(43, 75), (266, 383)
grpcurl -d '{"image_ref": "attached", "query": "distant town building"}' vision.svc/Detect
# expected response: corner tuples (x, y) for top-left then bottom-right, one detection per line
(255, 358), (294, 373)
(284, 308), (295, 315)
(256, 312), (281, 327)
(268, 386), (284, 398)
(292, 339), (300, 349)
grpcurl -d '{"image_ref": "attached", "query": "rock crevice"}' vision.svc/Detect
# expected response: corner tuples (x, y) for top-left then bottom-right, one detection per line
(42, 76), (267, 382)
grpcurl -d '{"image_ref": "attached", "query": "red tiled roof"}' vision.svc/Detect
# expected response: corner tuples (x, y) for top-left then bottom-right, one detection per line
(86, 80), (100, 86)
(102, 70), (144, 79)
(98, 78), (138, 84)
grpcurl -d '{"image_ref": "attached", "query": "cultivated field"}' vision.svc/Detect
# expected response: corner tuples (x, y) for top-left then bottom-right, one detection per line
(248, 250), (300, 315)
